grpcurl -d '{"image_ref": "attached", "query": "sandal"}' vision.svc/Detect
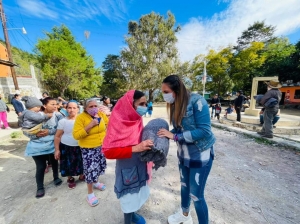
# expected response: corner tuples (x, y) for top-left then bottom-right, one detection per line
(54, 178), (63, 186)
(36, 188), (45, 198)
(78, 175), (85, 181)
(86, 196), (99, 207)
(93, 183), (106, 191)
(67, 177), (76, 189)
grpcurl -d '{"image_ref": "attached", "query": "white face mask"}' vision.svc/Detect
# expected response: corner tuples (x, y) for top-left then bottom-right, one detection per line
(163, 92), (175, 104)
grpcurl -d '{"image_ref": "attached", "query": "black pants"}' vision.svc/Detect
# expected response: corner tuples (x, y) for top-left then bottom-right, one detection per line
(235, 107), (241, 122)
(32, 154), (59, 190)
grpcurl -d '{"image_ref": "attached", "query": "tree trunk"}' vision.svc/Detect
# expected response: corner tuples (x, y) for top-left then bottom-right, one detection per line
(149, 89), (154, 102)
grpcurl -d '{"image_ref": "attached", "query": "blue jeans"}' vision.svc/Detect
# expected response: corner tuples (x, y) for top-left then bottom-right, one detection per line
(260, 115), (280, 125)
(211, 106), (215, 118)
(179, 155), (213, 224)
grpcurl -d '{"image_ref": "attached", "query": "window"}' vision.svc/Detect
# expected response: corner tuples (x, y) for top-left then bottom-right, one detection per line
(295, 90), (300, 99)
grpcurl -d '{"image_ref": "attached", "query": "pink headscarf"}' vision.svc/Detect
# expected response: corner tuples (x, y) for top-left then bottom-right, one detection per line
(102, 90), (143, 149)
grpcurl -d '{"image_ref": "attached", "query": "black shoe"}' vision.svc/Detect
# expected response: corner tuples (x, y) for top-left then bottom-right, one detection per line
(36, 188), (45, 198)
(257, 132), (265, 135)
(273, 125), (276, 128)
(54, 178), (63, 186)
(259, 123), (263, 126)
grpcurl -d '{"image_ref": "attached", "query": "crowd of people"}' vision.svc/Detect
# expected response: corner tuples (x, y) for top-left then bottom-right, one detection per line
(2, 74), (214, 224)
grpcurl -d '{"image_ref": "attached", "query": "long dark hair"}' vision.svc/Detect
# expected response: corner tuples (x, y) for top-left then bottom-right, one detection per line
(41, 97), (55, 111)
(162, 75), (189, 127)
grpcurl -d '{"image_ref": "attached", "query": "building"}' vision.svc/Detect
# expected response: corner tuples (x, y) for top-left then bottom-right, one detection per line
(279, 84), (300, 106)
(0, 42), (11, 77)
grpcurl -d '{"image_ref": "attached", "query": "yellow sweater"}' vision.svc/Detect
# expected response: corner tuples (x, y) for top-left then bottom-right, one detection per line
(73, 111), (109, 148)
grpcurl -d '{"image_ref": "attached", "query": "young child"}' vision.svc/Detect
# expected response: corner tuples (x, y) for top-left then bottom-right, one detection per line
(224, 104), (234, 118)
(19, 96), (52, 137)
(214, 103), (222, 121)
(147, 101), (153, 117)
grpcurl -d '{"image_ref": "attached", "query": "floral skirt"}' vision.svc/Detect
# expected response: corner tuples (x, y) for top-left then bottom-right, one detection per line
(59, 143), (83, 177)
(81, 146), (107, 183)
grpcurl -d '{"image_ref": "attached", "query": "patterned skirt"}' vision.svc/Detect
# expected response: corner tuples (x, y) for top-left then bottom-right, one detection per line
(59, 143), (83, 177)
(81, 146), (107, 184)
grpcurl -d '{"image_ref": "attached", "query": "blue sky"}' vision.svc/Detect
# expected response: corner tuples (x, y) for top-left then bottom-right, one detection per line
(1, 0), (300, 67)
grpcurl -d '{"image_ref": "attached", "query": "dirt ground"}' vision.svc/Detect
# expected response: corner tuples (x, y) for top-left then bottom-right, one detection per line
(0, 106), (300, 224)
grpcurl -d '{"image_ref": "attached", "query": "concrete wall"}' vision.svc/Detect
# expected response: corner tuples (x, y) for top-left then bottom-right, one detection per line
(0, 77), (42, 100)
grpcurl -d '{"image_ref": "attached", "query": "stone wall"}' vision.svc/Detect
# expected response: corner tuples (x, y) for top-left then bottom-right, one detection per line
(0, 77), (42, 101)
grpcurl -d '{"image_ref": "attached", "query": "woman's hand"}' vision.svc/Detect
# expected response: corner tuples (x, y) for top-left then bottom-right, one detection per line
(54, 150), (60, 160)
(132, 140), (154, 153)
(157, 128), (174, 139)
(36, 129), (49, 137)
(89, 118), (99, 127)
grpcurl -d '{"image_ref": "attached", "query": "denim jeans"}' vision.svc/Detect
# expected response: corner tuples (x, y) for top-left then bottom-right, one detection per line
(261, 108), (278, 136)
(260, 115), (280, 125)
(211, 106), (215, 118)
(179, 155), (213, 224)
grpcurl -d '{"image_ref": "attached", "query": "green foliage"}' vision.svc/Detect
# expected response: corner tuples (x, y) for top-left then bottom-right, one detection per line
(35, 25), (102, 98)
(262, 38), (296, 81)
(120, 11), (180, 101)
(235, 21), (275, 51)
(0, 39), (38, 77)
(10, 131), (22, 139)
(231, 42), (266, 92)
(100, 54), (126, 99)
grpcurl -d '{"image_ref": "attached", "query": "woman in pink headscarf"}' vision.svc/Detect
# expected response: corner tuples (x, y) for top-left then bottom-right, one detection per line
(103, 90), (153, 224)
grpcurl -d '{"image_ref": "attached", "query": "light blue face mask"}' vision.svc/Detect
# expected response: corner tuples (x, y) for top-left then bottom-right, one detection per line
(136, 106), (148, 116)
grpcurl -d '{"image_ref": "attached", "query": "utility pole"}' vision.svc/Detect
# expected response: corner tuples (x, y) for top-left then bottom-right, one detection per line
(0, 0), (19, 90)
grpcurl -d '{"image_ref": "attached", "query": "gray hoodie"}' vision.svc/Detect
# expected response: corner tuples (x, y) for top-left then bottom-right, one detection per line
(18, 110), (49, 129)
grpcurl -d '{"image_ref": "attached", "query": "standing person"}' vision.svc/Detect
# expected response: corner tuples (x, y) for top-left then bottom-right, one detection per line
(102, 90), (154, 224)
(214, 103), (222, 121)
(11, 94), (25, 116)
(0, 94), (10, 130)
(54, 101), (84, 189)
(59, 101), (69, 117)
(157, 75), (215, 224)
(100, 96), (112, 116)
(210, 94), (220, 119)
(73, 99), (108, 207)
(257, 80), (282, 138)
(25, 97), (64, 198)
(147, 101), (153, 117)
(234, 90), (244, 123)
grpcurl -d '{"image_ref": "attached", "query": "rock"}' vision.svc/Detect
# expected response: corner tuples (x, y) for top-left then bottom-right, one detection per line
(168, 182), (172, 186)
(4, 195), (12, 200)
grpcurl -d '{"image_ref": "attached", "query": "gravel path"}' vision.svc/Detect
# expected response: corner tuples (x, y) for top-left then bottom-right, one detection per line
(0, 106), (299, 224)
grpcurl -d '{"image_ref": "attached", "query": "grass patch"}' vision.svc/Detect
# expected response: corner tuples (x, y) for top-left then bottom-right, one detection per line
(254, 137), (273, 145)
(10, 131), (22, 139)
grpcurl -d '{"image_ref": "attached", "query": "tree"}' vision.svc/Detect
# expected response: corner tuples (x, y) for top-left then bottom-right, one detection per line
(235, 21), (275, 51)
(100, 54), (126, 99)
(205, 48), (234, 96)
(120, 11), (180, 101)
(35, 25), (102, 98)
(231, 42), (266, 92)
(262, 38), (296, 81)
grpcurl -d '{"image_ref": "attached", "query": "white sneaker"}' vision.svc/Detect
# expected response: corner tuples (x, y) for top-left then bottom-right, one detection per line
(168, 209), (193, 224)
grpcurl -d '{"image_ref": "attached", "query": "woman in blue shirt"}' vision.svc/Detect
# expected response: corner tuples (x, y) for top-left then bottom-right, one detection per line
(158, 74), (215, 224)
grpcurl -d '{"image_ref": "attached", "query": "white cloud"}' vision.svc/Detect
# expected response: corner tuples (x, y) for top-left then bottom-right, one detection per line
(18, 0), (58, 19)
(18, 0), (129, 22)
(176, 0), (300, 62)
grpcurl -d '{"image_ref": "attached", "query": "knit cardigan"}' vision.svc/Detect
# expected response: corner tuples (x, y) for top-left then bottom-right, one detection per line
(140, 118), (170, 170)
